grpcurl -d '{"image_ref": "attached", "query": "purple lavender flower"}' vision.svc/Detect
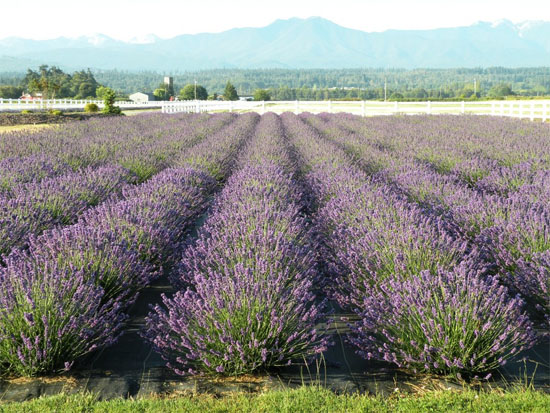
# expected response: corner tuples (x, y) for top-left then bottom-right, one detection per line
(349, 263), (536, 376)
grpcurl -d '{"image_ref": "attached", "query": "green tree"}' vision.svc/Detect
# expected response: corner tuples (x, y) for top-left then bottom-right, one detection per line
(223, 81), (238, 101)
(102, 88), (121, 114)
(180, 84), (208, 100)
(96, 86), (111, 99)
(153, 88), (168, 100)
(21, 65), (99, 99)
(26, 65), (61, 99)
(488, 83), (515, 98)
(71, 69), (98, 98)
(253, 89), (270, 101)
(0, 85), (24, 98)
(406, 88), (429, 99)
(77, 82), (96, 99)
(389, 92), (404, 100)
(152, 82), (175, 101)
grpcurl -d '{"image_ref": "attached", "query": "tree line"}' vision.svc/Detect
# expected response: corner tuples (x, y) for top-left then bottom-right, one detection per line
(2, 66), (549, 100)
(0, 65), (101, 99)
(0, 66), (242, 101)
(88, 67), (550, 99)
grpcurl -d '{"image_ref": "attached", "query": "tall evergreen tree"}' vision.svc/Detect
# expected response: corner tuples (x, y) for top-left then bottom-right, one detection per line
(223, 81), (238, 101)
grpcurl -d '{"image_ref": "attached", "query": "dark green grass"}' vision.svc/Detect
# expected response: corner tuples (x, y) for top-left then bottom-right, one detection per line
(1, 386), (548, 413)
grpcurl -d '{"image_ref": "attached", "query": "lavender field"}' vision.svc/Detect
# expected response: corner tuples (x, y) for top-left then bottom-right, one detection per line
(0, 112), (548, 389)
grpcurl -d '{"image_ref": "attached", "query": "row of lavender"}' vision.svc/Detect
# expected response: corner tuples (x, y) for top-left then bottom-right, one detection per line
(0, 113), (234, 181)
(306, 114), (549, 329)
(145, 113), (329, 375)
(281, 113), (538, 378)
(145, 113), (544, 379)
(0, 112), (546, 380)
(0, 113), (258, 376)
(0, 113), (234, 258)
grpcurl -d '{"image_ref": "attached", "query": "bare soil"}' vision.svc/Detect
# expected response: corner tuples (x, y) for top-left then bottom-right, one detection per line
(0, 112), (119, 126)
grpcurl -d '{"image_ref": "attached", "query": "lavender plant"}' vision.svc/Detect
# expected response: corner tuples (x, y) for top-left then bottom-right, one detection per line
(0, 257), (126, 376)
(481, 204), (550, 325)
(0, 154), (70, 195)
(17, 225), (154, 305)
(146, 114), (329, 376)
(79, 169), (211, 269)
(176, 112), (259, 181)
(147, 262), (328, 376)
(0, 165), (134, 258)
(173, 165), (311, 289)
(0, 196), (52, 258)
(349, 263), (536, 377)
(319, 186), (479, 310)
(284, 112), (537, 378)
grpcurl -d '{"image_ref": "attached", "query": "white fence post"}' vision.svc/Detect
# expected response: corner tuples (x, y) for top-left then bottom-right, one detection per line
(461, 101), (465, 114)
(295, 100), (299, 114)
(262, 101), (265, 114)
(427, 101), (431, 114)
(362, 100), (366, 117)
(328, 100), (332, 113)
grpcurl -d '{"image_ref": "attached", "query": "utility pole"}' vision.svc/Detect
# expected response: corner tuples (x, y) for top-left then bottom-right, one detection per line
(474, 78), (477, 96)
(194, 79), (197, 100)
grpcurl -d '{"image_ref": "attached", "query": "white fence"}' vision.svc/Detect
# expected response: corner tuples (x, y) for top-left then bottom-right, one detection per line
(1, 98), (549, 121)
(0, 98), (165, 111)
(161, 100), (265, 114)
(162, 99), (550, 121)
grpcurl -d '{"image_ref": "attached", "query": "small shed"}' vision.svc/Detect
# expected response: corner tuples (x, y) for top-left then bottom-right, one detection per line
(20, 92), (43, 100)
(129, 92), (155, 103)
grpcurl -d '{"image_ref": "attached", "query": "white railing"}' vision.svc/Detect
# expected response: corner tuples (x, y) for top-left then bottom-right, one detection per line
(1, 98), (548, 121)
(161, 100), (265, 114)
(161, 99), (550, 121)
(0, 98), (166, 111)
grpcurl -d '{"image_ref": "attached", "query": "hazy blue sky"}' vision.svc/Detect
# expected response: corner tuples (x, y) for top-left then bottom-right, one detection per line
(3, 0), (549, 40)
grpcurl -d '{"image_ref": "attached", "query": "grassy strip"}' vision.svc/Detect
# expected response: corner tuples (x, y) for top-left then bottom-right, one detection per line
(0, 124), (55, 134)
(1, 386), (548, 412)
(121, 108), (161, 116)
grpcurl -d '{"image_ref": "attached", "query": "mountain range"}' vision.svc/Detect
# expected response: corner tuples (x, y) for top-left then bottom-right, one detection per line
(1, 17), (549, 71)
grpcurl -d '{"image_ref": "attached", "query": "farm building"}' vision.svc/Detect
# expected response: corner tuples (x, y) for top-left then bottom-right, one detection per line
(19, 92), (43, 100)
(129, 92), (155, 103)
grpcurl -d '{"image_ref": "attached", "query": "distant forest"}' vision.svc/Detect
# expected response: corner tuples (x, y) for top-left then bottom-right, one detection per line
(1, 67), (550, 100)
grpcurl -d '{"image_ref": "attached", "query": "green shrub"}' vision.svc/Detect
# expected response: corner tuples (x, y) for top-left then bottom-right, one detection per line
(21, 109), (31, 114)
(84, 103), (99, 113)
(102, 89), (122, 115)
(48, 109), (63, 116)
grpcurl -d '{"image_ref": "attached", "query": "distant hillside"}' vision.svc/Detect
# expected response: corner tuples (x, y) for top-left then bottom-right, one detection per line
(1, 17), (550, 71)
